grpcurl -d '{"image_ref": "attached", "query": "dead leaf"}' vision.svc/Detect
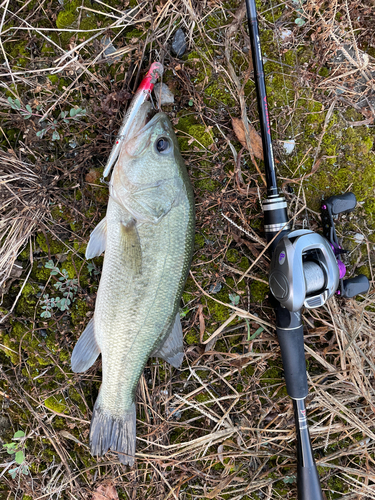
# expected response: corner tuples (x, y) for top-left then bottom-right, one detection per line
(85, 169), (101, 184)
(92, 483), (119, 500)
(232, 117), (264, 161)
(206, 471), (243, 499)
(198, 303), (205, 343)
(231, 231), (262, 259)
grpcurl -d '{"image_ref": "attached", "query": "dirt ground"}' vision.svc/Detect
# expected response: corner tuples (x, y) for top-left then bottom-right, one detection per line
(0, 0), (375, 499)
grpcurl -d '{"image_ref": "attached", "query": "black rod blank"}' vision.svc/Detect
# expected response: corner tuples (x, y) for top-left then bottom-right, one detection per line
(245, 0), (278, 197)
(244, 0), (324, 498)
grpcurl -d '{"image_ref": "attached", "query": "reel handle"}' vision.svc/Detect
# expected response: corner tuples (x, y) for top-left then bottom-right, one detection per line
(342, 274), (370, 298)
(323, 192), (357, 215)
(322, 192), (370, 299)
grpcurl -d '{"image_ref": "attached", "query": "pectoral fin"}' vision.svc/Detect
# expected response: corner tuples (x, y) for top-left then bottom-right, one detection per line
(71, 318), (100, 373)
(152, 313), (184, 368)
(86, 217), (107, 259)
(131, 178), (183, 222)
(120, 219), (142, 274)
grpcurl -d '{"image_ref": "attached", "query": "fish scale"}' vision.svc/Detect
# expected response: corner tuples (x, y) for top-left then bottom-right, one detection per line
(97, 199), (189, 412)
(71, 108), (195, 465)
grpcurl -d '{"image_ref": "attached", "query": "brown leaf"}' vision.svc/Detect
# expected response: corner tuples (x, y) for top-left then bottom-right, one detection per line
(92, 483), (119, 500)
(85, 169), (101, 184)
(231, 231), (262, 258)
(232, 117), (264, 161)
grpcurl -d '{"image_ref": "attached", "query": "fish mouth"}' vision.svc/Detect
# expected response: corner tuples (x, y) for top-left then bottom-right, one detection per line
(126, 102), (168, 141)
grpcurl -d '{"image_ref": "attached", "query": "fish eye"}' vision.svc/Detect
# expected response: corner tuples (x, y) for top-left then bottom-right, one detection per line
(155, 137), (171, 154)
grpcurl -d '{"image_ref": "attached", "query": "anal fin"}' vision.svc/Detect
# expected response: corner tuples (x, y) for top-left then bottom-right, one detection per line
(152, 313), (184, 368)
(71, 318), (100, 373)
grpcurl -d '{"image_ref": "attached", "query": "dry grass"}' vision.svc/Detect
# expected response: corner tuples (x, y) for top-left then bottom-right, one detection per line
(0, 0), (374, 499)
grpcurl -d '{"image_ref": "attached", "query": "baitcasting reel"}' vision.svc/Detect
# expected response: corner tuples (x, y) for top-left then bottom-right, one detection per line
(269, 193), (370, 312)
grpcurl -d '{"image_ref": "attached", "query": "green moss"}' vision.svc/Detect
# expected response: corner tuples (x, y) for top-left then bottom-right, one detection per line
(5, 40), (29, 67)
(205, 297), (229, 324)
(185, 330), (199, 345)
(36, 232), (66, 255)
(33, 262), (50, 281)
(176, 113), (214, 152)
(327, 474), (347, 494)
(238, 256), (249, 271)
(319, 67), (330, 77)
(195, 392), (211, 403)
(56, 0), (115, 47)
(263, 4), (284, 22)
(68, 387), (86, 412)
(204, 80), (236, 108)
(357, 265), (371, 279)
(125, 29), (144, 43)
(59, 350), (70, 363)
(250, 280), (269, 302)
(15, 282), (39, 316)
(186, 50), (212, 84)
(71, 299), (88, 325)
(47, 74), (59, 85)
(226, 249), (239, 263)
(284, 50), (296, 66)
(194, 233), (205, 249)
(41, 43), (56, 55)
(303, 113), (375, 226)
(195, 175), (221, 193)
(44, 395), (67, 414)
(0, 334), (19, 364)
(73, 239), (87, 255)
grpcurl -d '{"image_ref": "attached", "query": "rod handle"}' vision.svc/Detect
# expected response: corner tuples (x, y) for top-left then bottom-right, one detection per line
(276, 307), (308, 399)
(297, 464), (324, 500)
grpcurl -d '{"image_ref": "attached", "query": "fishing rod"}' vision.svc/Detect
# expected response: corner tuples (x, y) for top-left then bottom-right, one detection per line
(244, 0), (370, 498)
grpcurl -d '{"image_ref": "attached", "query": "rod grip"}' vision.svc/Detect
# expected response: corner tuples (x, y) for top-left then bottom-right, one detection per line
(276, 307), (308, 399)
(297, 465), (324, 500)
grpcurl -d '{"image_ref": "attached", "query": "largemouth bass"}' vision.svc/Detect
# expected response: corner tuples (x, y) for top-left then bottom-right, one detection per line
(71, 101), (195, 465)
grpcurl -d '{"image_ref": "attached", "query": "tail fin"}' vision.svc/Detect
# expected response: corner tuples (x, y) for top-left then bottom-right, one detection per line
(89, 401), (136, 465)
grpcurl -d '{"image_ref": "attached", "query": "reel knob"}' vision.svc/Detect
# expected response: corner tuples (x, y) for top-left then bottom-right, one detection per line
(342, 274), (370, 298)
(322, 192), (357, 216)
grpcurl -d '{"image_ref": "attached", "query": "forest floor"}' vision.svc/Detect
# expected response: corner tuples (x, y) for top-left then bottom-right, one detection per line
(0, 0), (375, 499)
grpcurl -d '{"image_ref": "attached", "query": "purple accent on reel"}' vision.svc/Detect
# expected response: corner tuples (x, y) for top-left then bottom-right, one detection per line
(337, 259), (346, 279)
(322, 204), (327, 210)
(330, 242), (342, 257)
(337, 290), (341, 295)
